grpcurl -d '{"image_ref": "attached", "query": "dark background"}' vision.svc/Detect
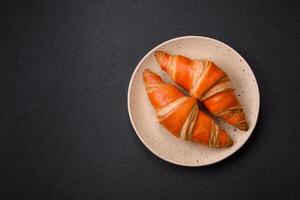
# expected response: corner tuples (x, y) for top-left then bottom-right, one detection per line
(1, 0), (299, 199)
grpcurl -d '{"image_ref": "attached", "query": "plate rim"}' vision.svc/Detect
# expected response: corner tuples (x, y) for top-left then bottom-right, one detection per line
(127, 35), (260, 167)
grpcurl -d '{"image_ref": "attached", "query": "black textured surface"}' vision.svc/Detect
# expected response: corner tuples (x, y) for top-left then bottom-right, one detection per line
(1, 0), (299, 199)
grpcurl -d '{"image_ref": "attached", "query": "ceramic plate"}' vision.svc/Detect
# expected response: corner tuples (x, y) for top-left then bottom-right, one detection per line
(128, 36), (260, 166)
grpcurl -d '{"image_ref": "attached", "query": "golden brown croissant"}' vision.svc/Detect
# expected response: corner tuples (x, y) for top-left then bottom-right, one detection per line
(143, 69), (233, 148)
(155, 51), (249, 131)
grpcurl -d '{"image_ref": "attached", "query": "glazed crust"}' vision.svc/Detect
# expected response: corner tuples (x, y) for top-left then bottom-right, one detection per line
(155, 51), (249, 131)
(143, 69), (233, 148)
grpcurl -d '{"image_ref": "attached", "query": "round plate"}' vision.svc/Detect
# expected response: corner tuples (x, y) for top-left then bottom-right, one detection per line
(128, 36), (260, 167)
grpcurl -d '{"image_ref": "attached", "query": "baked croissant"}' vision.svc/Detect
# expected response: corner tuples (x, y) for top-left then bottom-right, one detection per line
(155, 51), (248, 131)
(143, 69), (233, 148)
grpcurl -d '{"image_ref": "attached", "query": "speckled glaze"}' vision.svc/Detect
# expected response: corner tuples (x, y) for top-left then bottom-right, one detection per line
(128, 36), (260, 167)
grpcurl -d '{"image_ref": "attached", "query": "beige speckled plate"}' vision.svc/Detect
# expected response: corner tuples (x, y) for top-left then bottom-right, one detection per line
(128, 36), (260, 167)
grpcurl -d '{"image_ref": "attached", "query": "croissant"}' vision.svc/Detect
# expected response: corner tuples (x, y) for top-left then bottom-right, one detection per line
(155, 51), (248, 131)
(143, 69), (233, 148)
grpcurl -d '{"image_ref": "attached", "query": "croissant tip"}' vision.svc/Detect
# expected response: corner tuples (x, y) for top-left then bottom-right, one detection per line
(154, 51), (169, 71)
(154, 50), (163, 57)
(227, 137), (233, 147)
(143, 69), (152, 81)
(237, 122), (249, 131)
(143, 69), (155, 76)
(154, 51), (169, 61)
(143, 68), (150, 73)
